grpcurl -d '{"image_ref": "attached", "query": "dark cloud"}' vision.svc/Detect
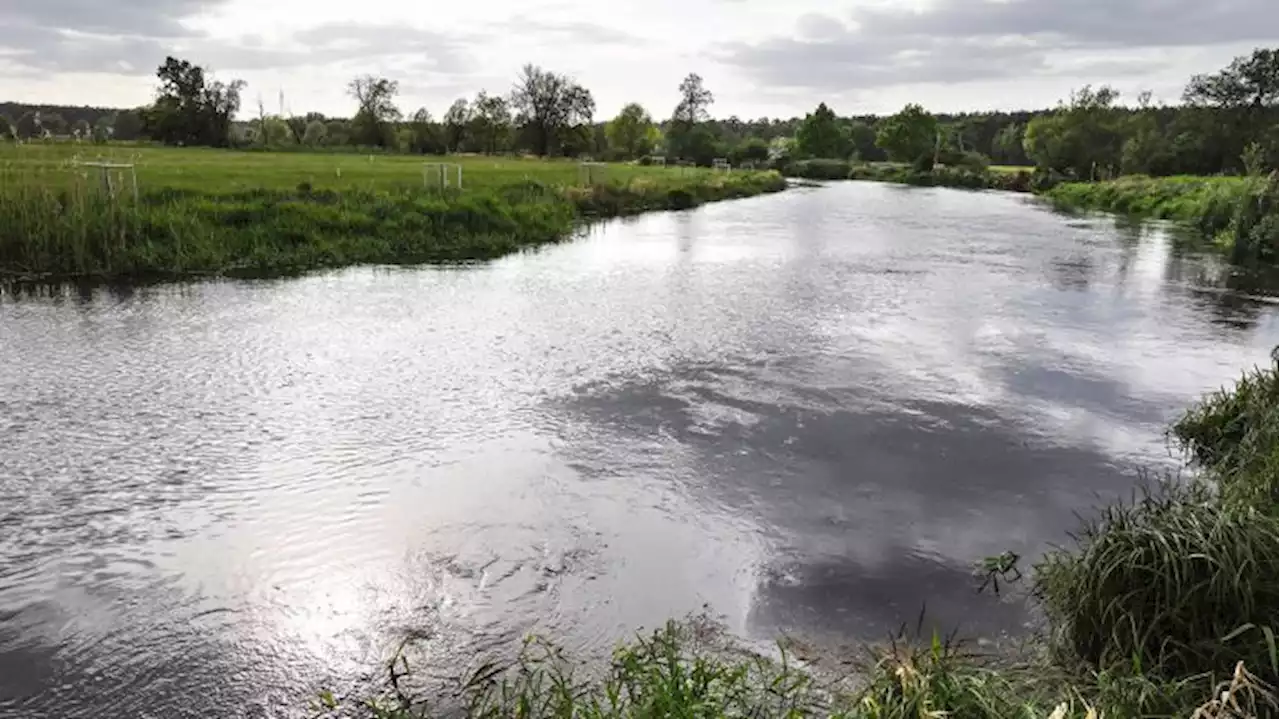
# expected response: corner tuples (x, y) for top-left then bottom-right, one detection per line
(720, 0), (1277, 92)
(851, 0), (1277, 49)
(2, 0), (221, 37)
(0, 17), (473, 77)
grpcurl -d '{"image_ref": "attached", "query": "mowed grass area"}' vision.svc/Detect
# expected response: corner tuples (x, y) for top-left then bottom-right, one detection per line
(0, 143), (785, 280)
(0, 142), (721, 193)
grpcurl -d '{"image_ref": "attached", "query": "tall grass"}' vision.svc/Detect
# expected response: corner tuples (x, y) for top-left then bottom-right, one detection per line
(1171, 348), (1279, 510)
(0, 158), (784, 279)
(1033, 481), (1278, 679)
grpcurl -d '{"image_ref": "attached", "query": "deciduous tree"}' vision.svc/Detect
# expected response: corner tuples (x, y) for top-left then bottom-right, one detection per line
(606, 102), (658, 159)
(469, 91), (512, 154)
(141, 57), (243, 147)
(875, 104), (937, 162)
(348, 75), (401, 147)
(510, 64), (594, 156)
(794, 102), (848, 159)
(443, 98), (471, 152)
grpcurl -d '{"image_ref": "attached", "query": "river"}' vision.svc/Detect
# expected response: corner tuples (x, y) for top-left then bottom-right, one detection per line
(1, 181), (1276, 718)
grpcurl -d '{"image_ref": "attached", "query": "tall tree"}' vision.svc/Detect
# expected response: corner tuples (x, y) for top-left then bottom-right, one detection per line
(794, 102), (848, 159)
(606, 102), (658, 159)
(442, 98), (471, 152)
(348, 75), (401, 147)
(1022, 86), (1125, 178)
(469, 91), (512, 154)
(673, 73), (714, 125)
(141, 57), (243, 147)
(669, 73), (716, 162)
(509, 64), (595, 156)
(875, 103), (938, 162)
(1182, 48), (1278, 173)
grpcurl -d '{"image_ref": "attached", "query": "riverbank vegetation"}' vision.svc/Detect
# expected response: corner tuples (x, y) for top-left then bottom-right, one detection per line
(323, 351), (1278, 719)
(0, 146), (783, 279)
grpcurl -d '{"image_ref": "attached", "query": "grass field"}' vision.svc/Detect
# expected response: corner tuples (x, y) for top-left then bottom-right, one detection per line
(0, 142), (785, 280)
(0, 142), (722, 194)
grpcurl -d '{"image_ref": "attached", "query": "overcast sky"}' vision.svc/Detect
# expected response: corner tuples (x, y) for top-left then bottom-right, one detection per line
(1, 0), (1276, 119)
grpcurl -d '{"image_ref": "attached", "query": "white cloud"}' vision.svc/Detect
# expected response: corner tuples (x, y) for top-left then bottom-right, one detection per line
(0, 0), (1275, 118)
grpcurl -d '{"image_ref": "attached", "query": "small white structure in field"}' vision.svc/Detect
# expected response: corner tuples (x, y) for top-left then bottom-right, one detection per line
(651, 156), (667, 167)
(423, 162), (463, 189)
(578, 162), (607, 185)
(712, 158), (731, 171)
(75, 161), (138, 203)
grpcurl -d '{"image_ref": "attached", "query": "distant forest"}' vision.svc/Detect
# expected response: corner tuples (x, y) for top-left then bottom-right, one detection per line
(2, 47), (1276, 179)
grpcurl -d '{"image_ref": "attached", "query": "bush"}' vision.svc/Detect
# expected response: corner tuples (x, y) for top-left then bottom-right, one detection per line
(783, 158), (853, 180)
(955, 151), (990, 171)
(912, 154), (935, 172)
(1034, 480), (1279, 680)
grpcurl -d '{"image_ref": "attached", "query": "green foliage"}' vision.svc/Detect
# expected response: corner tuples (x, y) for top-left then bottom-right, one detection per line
(348, 75), (402, 148)
(846, 121), (878, 162)
(729, 137), (769, 165)
(443, 99), (471, 152)
(794, 103), (849, 159)
(1023, 86), (1126, 179)
(785, 158), (853, 180)
(140, 57), (244, 147)
(112, 109), (143, 141)
(511, 64), (595, 157)
(469, 91), (512, 154)
(302, 119), (328, 147)
(606, 103), (659, 159)
(875, 104), (937, 162)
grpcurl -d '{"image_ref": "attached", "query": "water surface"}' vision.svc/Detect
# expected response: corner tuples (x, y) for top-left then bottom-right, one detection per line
(2, 182), (1275, 717)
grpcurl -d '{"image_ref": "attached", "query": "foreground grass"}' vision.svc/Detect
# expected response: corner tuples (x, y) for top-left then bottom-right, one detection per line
(0, 143), (785, 279)
(325, 352), (1279, 718)
(1046, 174), (1279, 263)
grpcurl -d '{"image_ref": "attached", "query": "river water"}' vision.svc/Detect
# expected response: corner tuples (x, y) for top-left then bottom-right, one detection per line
(1, 182), (1276, 718)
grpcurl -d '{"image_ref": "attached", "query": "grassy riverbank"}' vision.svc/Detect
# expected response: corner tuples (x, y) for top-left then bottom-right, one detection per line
(329, 352), (1278, 718)
(0, 144), (784, 280)
(1047, 174), (1278, 263)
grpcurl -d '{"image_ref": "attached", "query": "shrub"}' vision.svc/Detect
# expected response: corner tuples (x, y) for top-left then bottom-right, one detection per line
(912, 154), (935, 172)
(783, 158), (853, 180)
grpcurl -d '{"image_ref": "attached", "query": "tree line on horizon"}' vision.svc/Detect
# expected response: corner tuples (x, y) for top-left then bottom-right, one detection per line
(2, 48), (1275, 180)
